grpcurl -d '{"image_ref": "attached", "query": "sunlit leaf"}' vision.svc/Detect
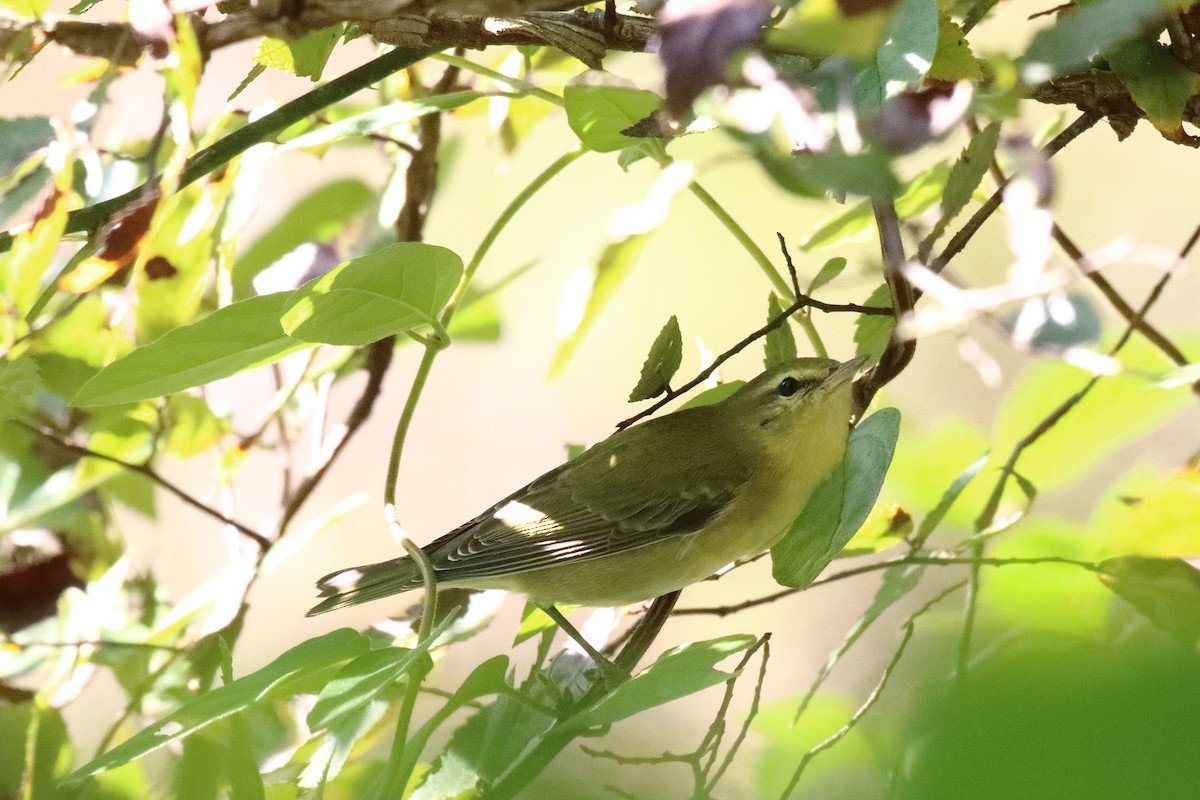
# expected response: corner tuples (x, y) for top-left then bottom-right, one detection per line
(1098, 468), (1200, 558)
(280, 243), (463, 346)
(307, 647), (418, 732)
(563, 85), (662, 153)
(927, 13), (983, 81)
(254, 25), (343, 80)
(980, 519), (1110, 636)
(73, 293), (309, 407)
(993, 336), (1196, 491)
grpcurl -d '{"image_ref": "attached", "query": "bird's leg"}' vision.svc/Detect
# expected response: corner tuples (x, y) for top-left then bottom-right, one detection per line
(538, 604), (629, 688)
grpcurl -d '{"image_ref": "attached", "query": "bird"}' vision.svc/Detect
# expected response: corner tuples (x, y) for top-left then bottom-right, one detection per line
(308, 355), (863, 616)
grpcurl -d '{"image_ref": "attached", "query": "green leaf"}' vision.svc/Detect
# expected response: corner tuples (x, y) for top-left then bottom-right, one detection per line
(852, 284), (895, 362)
(772, 408), (901, 589)
(567, 635), (756, 730)
(0, 116), (53, 175)
(280, 243), (463, 346)
(877, 0), (938, 98)
(254, 25), (342, 80)
(549, 233), (653, 378)
(1100, 556), (1200, 646)
(0, 356), (39, 426)
(65, 629), (369, 784)
(926, 120), (1000, 248)
(563, 85), (662, 153)
(307, 647), (418, 732)
(73, 293), (310, 407)
(1021, 0), (1170, 82)
(1107, 36), (1200, 143)
(764, 295), (798, 369)
(755, 146), (901, 198)
(912, 450), (988, 547)
(232, 179), (374, 298)
(927, 13), (983, 81)
(515, 603), (575, 646)
(2, 146), (70, 318)
(806, 257), (847, 295)
(281, 91), (484, 150)
(0, 0), (50, 18)
(629, 315), (683, 401)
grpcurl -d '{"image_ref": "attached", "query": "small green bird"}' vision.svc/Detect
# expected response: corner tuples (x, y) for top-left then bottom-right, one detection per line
(308, 356), (862, 615)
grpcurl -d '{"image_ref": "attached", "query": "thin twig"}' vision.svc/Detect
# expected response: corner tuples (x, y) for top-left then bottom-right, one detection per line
(1050, 222), (1193, 374)
(777, 581), (967, 799)
(20, 421), (269, 551)
(673, 553), (1104, 616)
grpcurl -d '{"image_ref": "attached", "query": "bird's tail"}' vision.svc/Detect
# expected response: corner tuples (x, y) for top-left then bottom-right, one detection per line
(306, 556), (424, 616)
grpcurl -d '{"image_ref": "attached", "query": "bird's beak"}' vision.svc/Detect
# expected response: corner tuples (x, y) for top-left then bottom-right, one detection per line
(829, 355), (870, 387)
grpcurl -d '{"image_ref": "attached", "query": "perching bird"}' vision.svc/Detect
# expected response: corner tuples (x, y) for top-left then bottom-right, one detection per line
(308, 356), (862, 615)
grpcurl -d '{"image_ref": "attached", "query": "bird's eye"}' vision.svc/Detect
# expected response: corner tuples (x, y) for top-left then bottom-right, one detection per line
(777, 377), (802, 397)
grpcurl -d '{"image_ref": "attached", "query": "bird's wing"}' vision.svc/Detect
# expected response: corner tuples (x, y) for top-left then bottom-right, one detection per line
(422, 414), (755, 581)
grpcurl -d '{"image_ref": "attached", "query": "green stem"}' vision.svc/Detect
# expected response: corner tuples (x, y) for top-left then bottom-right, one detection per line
(639, 143), (826, 358)
(0, 45), (435, 254)
(433, 52), (564, 107)
(383, 147), (584, 515)
(379, 538), (439, 798)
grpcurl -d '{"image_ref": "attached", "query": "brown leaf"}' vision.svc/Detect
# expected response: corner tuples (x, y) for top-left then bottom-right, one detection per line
(60, 189), (161, 292)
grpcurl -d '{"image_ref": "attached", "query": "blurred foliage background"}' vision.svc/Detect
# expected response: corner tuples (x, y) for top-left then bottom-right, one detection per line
(1, 0), (1200, 798)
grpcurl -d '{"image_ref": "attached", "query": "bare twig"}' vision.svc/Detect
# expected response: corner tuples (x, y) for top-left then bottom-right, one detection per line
(777, 581), (967, 799)
(673, 553), (1104, 617)
(19, 421), (269, 551)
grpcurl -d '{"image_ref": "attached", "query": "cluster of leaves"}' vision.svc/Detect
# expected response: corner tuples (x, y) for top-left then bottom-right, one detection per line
(1, 0), (1199, 798)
